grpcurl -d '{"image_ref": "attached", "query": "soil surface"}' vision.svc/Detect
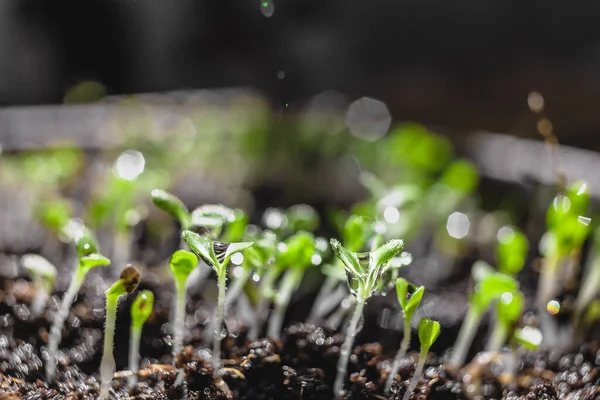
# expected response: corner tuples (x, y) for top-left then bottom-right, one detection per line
(0, 276), (599, 400)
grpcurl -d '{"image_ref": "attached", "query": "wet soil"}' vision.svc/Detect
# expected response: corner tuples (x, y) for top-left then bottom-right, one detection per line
(1, 277), (599, 399)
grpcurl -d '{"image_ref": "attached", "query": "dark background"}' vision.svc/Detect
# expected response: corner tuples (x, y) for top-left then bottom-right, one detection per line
(3, 0), (600, 148)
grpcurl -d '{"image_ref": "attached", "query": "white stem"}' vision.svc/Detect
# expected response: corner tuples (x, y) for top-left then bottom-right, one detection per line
(403, 349), (427, 400)
(385, 317), (411, 393)
(111, 230), (131, 278)
(30, 276), (49, 318)
(536, 255), (560, 314)
(99, 295), (119, 399)
(485, 322), (508, 353)
(326, 294), (355, 331)
(204, 271), (250, 342)
(449, 308), (480, 368)
(334, 298), (365, 399)
(46, 271), (85, 382)
(174, 278), (187, 385)
(212, 270), (227, 372)
(575, 251), (600, 319)
(248, 271), (277, 340)
(267, 269), (302, 339)
(128, 325), (142, 389)
(307, 275), (341, 324)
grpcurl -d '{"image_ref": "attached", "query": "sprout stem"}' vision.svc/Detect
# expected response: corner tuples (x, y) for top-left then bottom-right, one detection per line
(334, 298), (365, 399)
(535, 255), (560, 315)
(213, 270), (227, 372)
(248, 268), (278, 339)
(486, 321), (509, 353)
(173, 277), (187, 385)
(127, 325), (142, 388)
(99, 295), (119, 399)
(574, 249), (600, 326)
(449, 307), (480, 368)
(307, 275), (340, 324)
(402, 348), (427, 400)
(31, 276), (50, 317)
(267, 268), (303, 339)
(46, 269), (85, 382)
(205, 270), (250, 342)
(385, 317), (412, 392)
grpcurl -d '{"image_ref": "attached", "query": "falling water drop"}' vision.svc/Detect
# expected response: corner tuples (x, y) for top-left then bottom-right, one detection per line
(260, 0), (275, 17)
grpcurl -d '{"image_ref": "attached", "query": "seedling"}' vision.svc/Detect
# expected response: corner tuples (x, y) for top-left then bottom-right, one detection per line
(128, 290), (154, 388)
(99, 265), (140, 399)
(169, 249), (198, 384)
(151, 189), (191, 229)
(385, 278), (425, 393)
(330, 237), (404, 399)
(402, 318), (441, 400)
(21, 254), (57, 317)
(573, 226), (600, 329)
(182, 230), (253, 372)
(449, 272), (518, 368)
(496, 226), (528, 276)
(46, 229), (111, 382)
(267, 231), (320, 339)
(486, 291), (524, 352)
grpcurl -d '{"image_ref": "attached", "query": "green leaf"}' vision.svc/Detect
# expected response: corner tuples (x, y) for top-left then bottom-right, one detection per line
(370, 239), (404, 269)
(131, 290), (154, 327)
(343, 215), (371, 252)
(513, 326), (543, 350)
(182, 229), (217, 263)
(222, 241), (254, 267)
(472, 273), (518, 314)
(566, 180), (590, 217)
(439, 160), (479, 194)
(330, 239), (362, 276)
(169, 249), (199, 279)
(79, 253), (111, 273)
(222, 209), (248, 242)
(396, 278), (424, 317)
(277, 231), (316, 269)
(75, 228), (101, 258)
(496, 226), (529, 276)
(151, 189), (190, 228)
(285, 204), (320, 232)
(35, 199), (72, 234)
(496, 291), (523, 326)
(418, 317), (441, 349)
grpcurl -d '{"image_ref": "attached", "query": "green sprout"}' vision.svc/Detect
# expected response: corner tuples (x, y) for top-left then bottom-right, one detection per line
(151, 189), (191, 229)
(128, 290), (154, 388)
(402, 318), (441, 400)
(449, 271), (518, 368)
(496, 226), (529, 276)
(169, 249), (198, 383)
(573, 226), (600, 330)
(46, 229), (111, 382)
(99, 265), (141, 399)
(384, 278), (425, 393)
(182, 230), (253, 372)
(486, 290), (524, 352)
(267, 231), (320, 339)
(330, 237), (404, 399)
(21, 254), (57, 318)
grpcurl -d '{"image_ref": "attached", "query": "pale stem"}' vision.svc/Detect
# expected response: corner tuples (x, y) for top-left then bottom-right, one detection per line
(99, 295), (119, 399)
(30, 276), (49, 318)
(449, 308), (481, 368)
(485, 321), (509, 353)
(204, 270), (250, 342)
(535, 255), (560, 314)
(212, 269), (227, 372)
(326, 294), (356, 331)
(306, 275), (341, 324)
(111, 230), (131, 279)
(128, 325), (143, 389)
(574, 250), (600, 321)
(267, 268), (303, 339)
(334, 298), (365, 400)
(173, 277), (187, 385)
(385, 316), (412, 393)
(46, 270), (85, 382)
(248, 269), (278, 340)
(403, 348), (428, 400)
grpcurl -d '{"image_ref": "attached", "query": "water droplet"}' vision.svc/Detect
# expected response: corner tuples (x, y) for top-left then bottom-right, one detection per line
(383, 206), (400, 223)
(552, 195), (570, 213)
(446, 212), (470, 239)
(497, 226), (515, 244)
(252, 273), (261, 282)
(527, 92), (544, 113)
(547, 300), (561, 315)
(345, 97), (391, 141)
(264, 208), (285, 229)
(231, 252), (244, 265)
(114, 150), (145, 181)
(260, 0), (275, 17)
(578, 215), (592, 226)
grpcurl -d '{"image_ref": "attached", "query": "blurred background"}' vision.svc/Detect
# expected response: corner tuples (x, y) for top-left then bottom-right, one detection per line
(1, 0), (600, 334)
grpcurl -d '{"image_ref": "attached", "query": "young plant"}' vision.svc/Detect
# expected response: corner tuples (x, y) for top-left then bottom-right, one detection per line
(128, 290), (154, 388)
(330, 238), (404, 399)
(21, 254), (57, 318)
(151, 188), (191, 229)
(496, 226), (528, 277)
(385, 278), (425, 393)
(99, 265), (141, 399)
(46, 230), (111, 382)
(402, 318), (441, 400)
(267, 231), (321, 339)
(169, 249), (198, 384)
(449, 272), (518, 369)
(182, 230), (253, 372)
(573, 226), (600, 330)
(486, 290), (524, 352)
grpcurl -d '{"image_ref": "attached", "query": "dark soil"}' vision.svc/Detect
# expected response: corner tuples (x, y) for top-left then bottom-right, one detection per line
(1, 276), (600, 400)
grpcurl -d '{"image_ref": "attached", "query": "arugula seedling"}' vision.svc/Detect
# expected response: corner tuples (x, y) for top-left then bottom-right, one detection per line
(46, 229), (111, 382)
(182, 230), (253, 372)
(267, 231), (320, 339)
(384, 278), (425, 393)
(21, 254), (57, 318)
(449, 272), (518, 368)
(330, 238), (404, 399)
(128, 290), (154, 388)
(402, 318), (441, 400)
(486, 291), (524, 352)
(99, 265), (140, 399)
